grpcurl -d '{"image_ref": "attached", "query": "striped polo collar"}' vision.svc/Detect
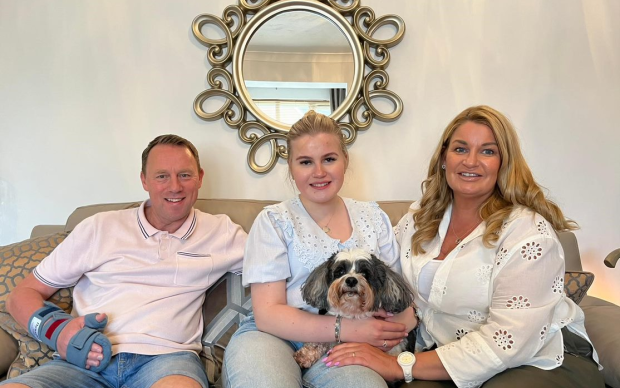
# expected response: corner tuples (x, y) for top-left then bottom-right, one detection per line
(137, 200), (197, 240)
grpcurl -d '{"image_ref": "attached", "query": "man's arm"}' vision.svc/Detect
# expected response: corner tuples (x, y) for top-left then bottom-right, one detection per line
(6, 273), (107, 369)
(6, 272), (57, 327)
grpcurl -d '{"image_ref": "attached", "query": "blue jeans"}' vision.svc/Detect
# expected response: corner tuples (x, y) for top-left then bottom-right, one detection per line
(1, 351), (208, 388)
(223, 314), (388, 388)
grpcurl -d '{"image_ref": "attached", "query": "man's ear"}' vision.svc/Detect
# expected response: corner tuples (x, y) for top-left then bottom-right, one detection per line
(140, 171), (148, 191)
(198, 168), (204, 188)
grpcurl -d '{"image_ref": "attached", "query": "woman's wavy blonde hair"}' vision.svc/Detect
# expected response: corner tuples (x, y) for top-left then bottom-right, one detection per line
(411, 105), (577, 255)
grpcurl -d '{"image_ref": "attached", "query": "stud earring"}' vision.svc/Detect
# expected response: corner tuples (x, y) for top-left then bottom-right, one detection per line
(441, 164), (446, 170)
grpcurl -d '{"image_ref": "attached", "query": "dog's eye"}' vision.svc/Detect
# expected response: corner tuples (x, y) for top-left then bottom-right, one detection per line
(334, 269), (345, 278)
(361, 270), (370, 279)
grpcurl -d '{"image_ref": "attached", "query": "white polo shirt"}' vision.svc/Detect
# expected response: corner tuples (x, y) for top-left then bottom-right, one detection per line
(34, 200), (247, 356)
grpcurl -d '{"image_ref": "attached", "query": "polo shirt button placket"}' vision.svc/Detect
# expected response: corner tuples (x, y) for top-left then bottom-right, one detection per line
(159, 234), (170, 260)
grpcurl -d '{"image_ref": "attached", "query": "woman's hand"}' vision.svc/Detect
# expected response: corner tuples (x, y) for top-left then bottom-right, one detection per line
(341, 316), (408, 350)
(323, 342), (403, 382)
(385, 306), (418, 333)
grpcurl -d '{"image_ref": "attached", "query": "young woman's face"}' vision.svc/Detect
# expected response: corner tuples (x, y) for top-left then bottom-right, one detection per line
(289, 133), (348, 205)
(443, 121), (501, 204)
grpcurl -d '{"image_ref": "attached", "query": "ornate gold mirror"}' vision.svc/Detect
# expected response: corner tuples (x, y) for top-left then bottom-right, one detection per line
(192, 0), (405, 174)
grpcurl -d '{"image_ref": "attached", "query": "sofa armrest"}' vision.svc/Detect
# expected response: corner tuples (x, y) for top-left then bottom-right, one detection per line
(604, 248), (620, 268)
(30, 225), (65, 238)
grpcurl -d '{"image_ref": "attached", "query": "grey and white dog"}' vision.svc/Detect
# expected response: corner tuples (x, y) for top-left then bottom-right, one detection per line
(294, 248), (415, 368)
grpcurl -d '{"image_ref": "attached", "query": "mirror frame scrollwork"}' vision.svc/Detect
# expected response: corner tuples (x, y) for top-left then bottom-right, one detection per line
(192, 0), (406, 174)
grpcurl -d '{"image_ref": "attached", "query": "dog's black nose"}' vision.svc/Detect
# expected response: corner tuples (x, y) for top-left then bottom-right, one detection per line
(345, 277), (358, 287)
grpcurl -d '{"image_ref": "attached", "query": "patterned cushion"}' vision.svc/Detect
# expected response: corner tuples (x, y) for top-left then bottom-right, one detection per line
(0, 232), (72, 379)
(564, 271), (594, 305)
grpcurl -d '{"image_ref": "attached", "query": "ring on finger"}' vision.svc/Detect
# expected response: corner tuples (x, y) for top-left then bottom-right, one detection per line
(352, 352), (355, 357)
(383, 340), (387, 348)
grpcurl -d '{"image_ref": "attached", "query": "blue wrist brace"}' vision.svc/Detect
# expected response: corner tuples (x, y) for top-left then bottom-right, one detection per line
(28, 301), (112, 372)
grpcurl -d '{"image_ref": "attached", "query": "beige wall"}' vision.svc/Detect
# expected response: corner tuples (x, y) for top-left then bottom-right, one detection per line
(0, 0), (618, 303)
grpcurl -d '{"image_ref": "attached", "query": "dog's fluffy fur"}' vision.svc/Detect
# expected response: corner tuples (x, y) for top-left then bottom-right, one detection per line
(293, 248), (415, 368)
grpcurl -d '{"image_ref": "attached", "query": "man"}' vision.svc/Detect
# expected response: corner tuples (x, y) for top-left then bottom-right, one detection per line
(2, 135), (247, 388)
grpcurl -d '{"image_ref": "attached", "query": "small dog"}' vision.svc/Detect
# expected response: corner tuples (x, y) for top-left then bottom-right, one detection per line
(293, 248), (415, 368)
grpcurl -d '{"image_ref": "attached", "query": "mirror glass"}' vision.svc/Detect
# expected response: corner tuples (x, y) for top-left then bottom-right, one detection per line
(242, 11), (354, 126)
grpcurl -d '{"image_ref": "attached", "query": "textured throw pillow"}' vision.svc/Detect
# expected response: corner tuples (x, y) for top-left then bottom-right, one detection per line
(0, 232), (72, 378)
(564, 271), (594, 305)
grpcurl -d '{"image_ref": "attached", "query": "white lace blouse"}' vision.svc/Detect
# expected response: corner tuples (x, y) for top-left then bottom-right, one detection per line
(242, 197), (400, 311)
(395, 202), (600, 388)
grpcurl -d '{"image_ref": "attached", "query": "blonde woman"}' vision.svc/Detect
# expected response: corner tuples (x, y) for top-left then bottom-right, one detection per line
(323, 106), (603, 387)
(223, 111), (417, 388)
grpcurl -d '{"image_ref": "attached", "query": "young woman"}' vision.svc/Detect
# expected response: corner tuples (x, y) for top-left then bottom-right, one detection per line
(223, 111), (417, 388)
(322, 106), (603, 387)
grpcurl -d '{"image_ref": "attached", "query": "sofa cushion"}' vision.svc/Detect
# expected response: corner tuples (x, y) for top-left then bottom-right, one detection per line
(581, 298), (620, 388)
(564, 271), (594, 305)
(0, 232), (72, 379)
(0, 327), (18, 379)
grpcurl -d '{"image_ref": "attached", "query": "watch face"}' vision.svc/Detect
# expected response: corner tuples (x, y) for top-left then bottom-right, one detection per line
(398, 352), (415, 365)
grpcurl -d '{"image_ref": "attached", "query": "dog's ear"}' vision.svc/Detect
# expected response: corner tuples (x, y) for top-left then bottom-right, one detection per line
(371, 255), (415, 313)
(300, 252), (336, 311)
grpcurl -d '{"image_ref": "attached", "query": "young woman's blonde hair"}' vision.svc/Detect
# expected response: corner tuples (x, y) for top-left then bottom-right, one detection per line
(411, 105), (577, 255)
(286, 110), (348, 167)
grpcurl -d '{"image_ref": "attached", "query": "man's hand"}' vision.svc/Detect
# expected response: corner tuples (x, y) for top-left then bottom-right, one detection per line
(57, 313), (108, 369)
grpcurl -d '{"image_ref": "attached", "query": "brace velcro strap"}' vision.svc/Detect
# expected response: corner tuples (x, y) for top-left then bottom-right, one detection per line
(66, 313), (112, 372)
(28, 301), (71, 349)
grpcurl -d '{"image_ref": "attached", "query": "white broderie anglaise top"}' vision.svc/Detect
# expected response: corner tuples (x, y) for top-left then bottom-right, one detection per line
(395, 202), (600, 388)
(243, 197), (400, 311)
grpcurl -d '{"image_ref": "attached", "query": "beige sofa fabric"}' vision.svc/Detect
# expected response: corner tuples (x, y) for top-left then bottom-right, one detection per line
(0, 329), (17, 379)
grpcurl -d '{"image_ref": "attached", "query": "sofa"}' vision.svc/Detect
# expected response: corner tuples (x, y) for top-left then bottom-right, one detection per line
(1, 199), (619, 387)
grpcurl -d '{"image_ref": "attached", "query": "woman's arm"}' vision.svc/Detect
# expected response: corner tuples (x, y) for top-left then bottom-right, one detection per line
(323, 343), (450, 381)
(252, 281), (409, 346)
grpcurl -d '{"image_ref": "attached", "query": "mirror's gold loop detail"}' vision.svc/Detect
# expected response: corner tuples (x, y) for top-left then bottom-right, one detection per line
(362, 69), (403, 121)
(325, 0), (360, 15)
(354, 7), (406, 49)
(192, 14), (234, 68)
(239, 0), (274, 14)
(193, 0), (405, 174)
(222, 5), (245, 39)
(247, 132), (288, 174)
(350, 97), (374, 131)
(193, 88), (244, 128)
(238, 121), (270, 144)
(339, 123), (358, 145)
(364, 69), (389, 93)
(206, 68), (234, 92)
(363, 42), (390, 69)
(366, 90), (404, 122)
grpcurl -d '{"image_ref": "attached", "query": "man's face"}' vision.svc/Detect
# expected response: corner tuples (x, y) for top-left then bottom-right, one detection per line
(140, 144), (203, 232)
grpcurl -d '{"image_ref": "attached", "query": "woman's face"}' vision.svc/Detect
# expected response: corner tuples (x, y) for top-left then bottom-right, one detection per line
(289, 133), (347, 206)
(443, 121), (501, 204)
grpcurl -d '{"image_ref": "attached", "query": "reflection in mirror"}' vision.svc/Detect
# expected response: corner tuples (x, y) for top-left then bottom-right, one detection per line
(243, 11), (353, 126)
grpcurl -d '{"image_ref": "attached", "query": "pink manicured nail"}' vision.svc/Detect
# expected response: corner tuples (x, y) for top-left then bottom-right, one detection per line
(335, 362), (340, 366)
(327, 349), (332, 354)
(322, 357), (328, 362)
(326, 362), (332, 367)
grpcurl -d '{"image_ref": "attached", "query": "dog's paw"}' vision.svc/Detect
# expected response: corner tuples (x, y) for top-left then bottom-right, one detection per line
(293, 350), (315, 369)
